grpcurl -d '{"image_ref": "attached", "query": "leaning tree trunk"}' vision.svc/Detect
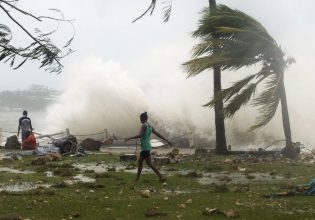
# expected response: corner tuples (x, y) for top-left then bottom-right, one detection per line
(279, 75), (294, 158)
(209, 0), (228, 154)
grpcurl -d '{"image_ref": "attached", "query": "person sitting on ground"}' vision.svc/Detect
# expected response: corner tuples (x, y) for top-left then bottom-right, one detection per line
(17, 110), (33, 141)
(125, 112), (172, 182)
(21, 130), (37, 150)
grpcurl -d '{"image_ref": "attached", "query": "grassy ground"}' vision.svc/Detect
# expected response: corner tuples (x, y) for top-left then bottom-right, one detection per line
(0, 149), (314, 220)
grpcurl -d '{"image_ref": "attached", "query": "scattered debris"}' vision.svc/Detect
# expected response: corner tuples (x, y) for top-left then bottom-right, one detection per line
(202, 208), (240, 218)
(95, 173), (111, 178)
(184, 171), (203, 178)
(195, 148), (208, 155)
(53, 168), (74, 177)
(53, 181), (70, 188)
(167, 148), (180, 164)
(224, 209), (240, 218)
(0, 213), (23, 220)
(5, 136), (21, 149)
(233, 184), (250, 193)
(263, 178), (315, 197)
(217, 175), (232, 182)
(144, 208), (167, 217)
(202, 208), (222, 216)
(103, 138), (113, 146)
(31, 156), (52, 165)
(141, 189), (151, 198)
(48, 153), (61, 161)
(237, 167), (246, 172)
(154, 156), (169, 165)
(186, 199), (192, 204)
(53, 135), (78, 154)
(213, 184), (229, 193)
(125, 163), (136, 170)
(69, 213), (81, 219)
(80, 138), (102, 151)
(120, 154), (137, 161)
(11, 155), (22, 161)
(169, 157), (179, 164)
(167, 148), (179, 157)
(179, 204), (186, 208)
(107, 167), (116, 172)
(245, 174), (255, 180)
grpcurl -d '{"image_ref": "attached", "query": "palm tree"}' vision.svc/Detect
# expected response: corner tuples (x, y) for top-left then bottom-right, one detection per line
(182, 5), (296, 158)
(208, 0), (228, 154)
(133, 0), (228, 154)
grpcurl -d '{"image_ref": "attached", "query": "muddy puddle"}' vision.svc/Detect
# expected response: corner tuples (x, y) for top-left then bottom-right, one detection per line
(63, 174), (96, 185)
(100, 147), (195, 155)
(198, 172), (288, 185)
(72, 174), (95, 183)
(73, 162), (151, 174)
(73, 162), (289, 185)
(160, 189), (199, 195)
(0, 182), (51, 192)
(0, 167), (34, 174)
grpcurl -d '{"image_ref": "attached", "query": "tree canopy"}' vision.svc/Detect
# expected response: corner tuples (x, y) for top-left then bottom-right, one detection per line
(0, 0), (74, 73)
(183, 5), (295, 130)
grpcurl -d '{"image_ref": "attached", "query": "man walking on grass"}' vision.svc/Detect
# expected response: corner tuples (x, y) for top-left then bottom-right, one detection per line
(125, 112), (172, 182)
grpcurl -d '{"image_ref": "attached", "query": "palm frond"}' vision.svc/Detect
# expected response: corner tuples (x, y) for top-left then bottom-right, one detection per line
(193, 5), (276, 47)
(204, 62), (276, 115)
(204, 74), (257, 108)
(183, 54), (259, 77)
(132, 0), (157, 23)
(191, 38), (246, 57)
(250, 74), (282, 129)
(184, 5), (280, 77)
(223, 83), (257, 118)
(162, 0), (172, 22)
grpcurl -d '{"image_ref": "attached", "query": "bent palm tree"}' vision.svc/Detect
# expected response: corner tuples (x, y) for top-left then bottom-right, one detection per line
(183, 5), (295, 158)
(133, 0), (228, 154)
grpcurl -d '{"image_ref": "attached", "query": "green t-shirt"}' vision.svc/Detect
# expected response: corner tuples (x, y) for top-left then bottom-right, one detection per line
(140, 123), (152, 151)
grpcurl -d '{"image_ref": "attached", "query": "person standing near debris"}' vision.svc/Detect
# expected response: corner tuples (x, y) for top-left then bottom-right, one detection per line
(125, 112), (172, 182)
(18, 110), (33, 141)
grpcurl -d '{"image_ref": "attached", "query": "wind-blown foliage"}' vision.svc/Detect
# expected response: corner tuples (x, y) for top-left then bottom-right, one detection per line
(0, 0), (74, 73)
(132, 0), (172, 23)
(183, 5), (293, 129)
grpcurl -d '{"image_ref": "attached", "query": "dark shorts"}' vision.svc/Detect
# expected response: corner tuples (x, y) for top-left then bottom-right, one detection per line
(21, 130), (31, 141)
(140, 150), (151, 158)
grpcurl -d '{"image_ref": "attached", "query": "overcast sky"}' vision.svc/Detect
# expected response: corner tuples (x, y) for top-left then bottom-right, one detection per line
(1, 0), (314, 147)
(1, 0), (314, 90)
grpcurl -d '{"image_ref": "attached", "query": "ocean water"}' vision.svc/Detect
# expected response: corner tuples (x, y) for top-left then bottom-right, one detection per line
(0, 111), (193, 151)
(0, 111), (47, 144)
